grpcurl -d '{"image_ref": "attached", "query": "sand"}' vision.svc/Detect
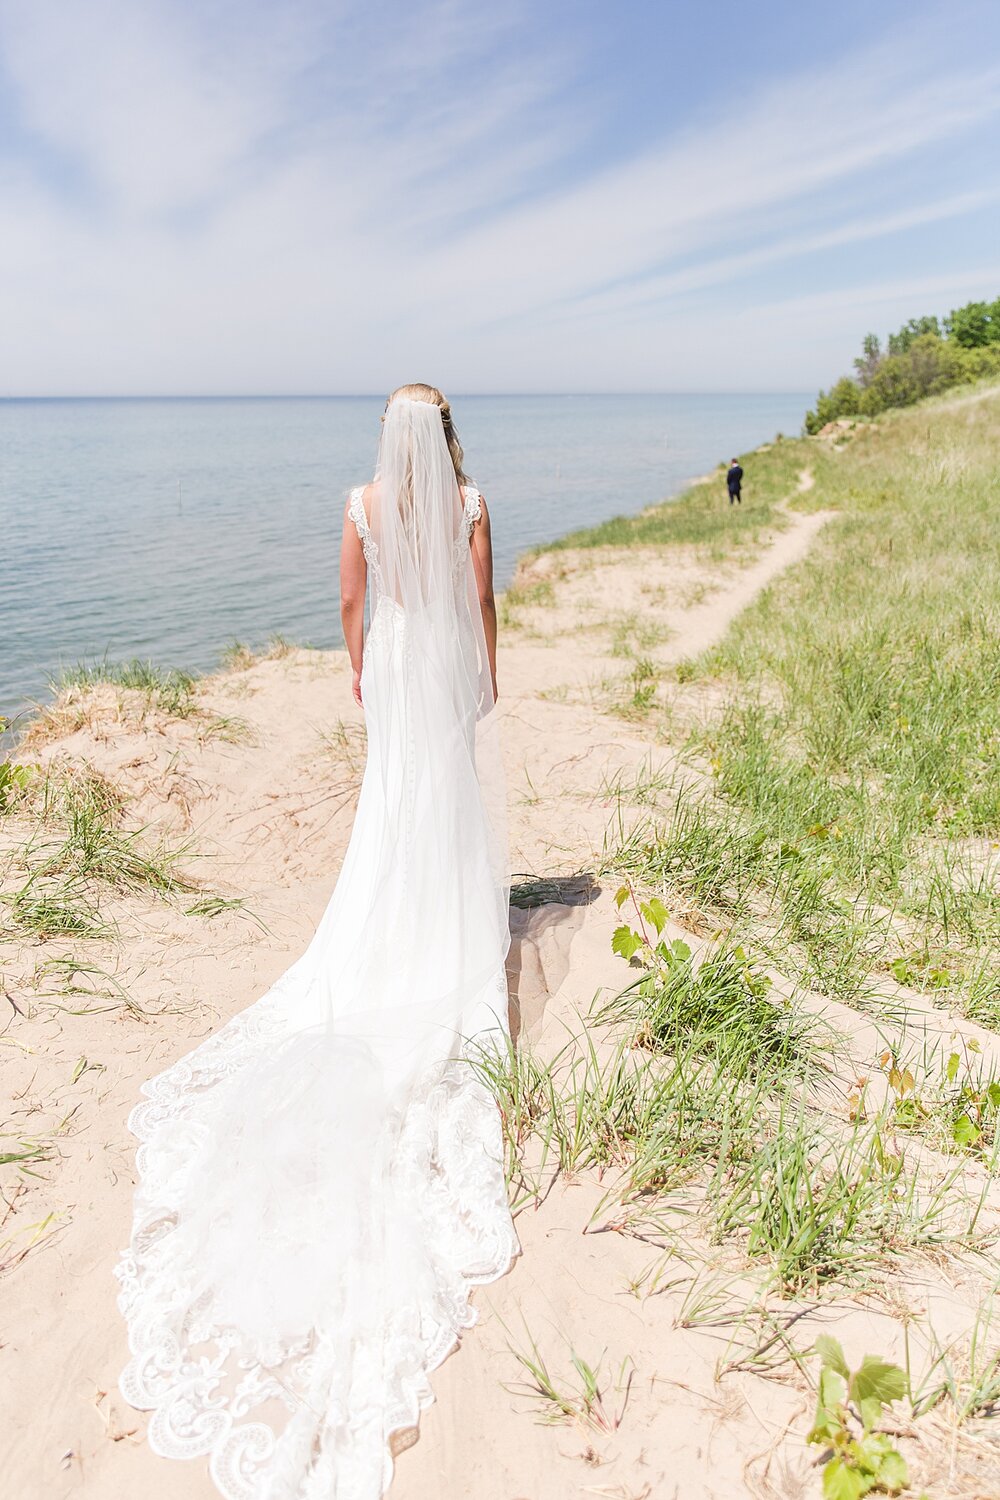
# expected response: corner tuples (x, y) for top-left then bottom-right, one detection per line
(4, 497), (999, 1499)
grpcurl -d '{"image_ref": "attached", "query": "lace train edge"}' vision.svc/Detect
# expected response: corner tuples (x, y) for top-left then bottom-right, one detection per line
(114, 1018), (520, 1500)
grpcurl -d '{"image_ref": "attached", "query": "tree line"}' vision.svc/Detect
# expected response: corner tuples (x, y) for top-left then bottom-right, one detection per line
(804, 295), (1000, 434)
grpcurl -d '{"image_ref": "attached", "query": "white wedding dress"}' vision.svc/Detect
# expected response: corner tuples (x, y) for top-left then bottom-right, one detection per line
(115, 399), (519, 1500)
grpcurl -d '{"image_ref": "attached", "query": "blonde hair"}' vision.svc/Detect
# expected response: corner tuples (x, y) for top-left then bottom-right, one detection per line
(386, 382), (469, 485)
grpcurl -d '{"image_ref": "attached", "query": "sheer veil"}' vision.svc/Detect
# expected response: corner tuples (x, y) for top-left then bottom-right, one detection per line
(116, 397), (517, 1499)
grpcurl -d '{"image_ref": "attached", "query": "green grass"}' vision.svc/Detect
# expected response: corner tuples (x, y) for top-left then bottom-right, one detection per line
(317, 718), (367, 775)
(221, 634), (301, 671)
(476, 1009), (980, 1295)
(602, 933), (816, 1079)
(608, 612), (673, 659)
(604, 789), (893, 1008)
(501, 1320), (631, 1431)
(29, 954), (141, 1017)
(536, 438), (805, 558)
(590, 394), (1000, 1025)
(51, 656), (198, 716)
(908, 1279), (1000, 1421)
(24, 654), (250, 747)
(2, 875), (111, 940)
(708, 405), (996, 912)
(476, 890), (988, 1293)
(709, 1100), (966, 1293)
(0, 758), (196, 941)
(498, 575), (556, 629)
(0, 1135), (53, 1175)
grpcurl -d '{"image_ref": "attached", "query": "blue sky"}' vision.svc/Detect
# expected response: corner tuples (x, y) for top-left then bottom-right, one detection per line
(1, 0), (999, 395)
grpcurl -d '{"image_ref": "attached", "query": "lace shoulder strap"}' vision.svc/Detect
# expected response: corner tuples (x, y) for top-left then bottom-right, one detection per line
(348, 485), (370, 543)
(461, 485), (482, 536)
(348, 485), (383, 586)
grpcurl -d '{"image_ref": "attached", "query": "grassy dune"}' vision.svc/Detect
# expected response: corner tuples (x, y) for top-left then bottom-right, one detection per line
(493, 385), (1000, 1494)
(598, 387), (1000, 1024)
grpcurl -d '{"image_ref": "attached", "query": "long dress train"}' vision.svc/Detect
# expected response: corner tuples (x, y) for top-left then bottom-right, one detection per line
(115, 401), (519, 1500)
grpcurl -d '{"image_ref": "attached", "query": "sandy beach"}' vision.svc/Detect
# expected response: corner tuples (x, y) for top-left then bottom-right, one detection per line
(4, 423), (1000, 1500)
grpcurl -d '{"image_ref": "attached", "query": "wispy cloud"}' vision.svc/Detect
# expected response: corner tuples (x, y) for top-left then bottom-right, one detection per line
(0, 1), (997, 392)
(553, 190), (1000, 326)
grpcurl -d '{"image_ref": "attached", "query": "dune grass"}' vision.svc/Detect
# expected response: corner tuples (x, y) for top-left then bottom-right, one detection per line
(22, 654), (252, 748)
(478, 940), (985, 1298)
(0, 756), (196, 941)
(501, 1319), (632, 1432)
(592, 389), (1000, 1028)
(221, 633), (301, 671)
(51, 657), (199, 715)
(479, 883), (990, 1296)
(535, 438), (806, 558)
(479, 906), (996, 1485)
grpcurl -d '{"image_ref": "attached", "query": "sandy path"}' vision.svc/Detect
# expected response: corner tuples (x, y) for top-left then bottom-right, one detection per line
(4, 489), (996, 1499)
(652, 499), (827, 666)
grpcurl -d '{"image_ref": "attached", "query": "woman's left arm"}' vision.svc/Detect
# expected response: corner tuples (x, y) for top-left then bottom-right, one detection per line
(340, 498), (367, 706)
(470, 496), (498, 703)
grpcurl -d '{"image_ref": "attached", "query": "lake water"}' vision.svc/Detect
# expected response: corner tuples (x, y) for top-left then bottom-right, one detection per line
(1, 393), (808, 715)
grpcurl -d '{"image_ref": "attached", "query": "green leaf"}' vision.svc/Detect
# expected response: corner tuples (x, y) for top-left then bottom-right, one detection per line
(874, 1447), (909, 1492)
(611, 925), (643, 961)
(857, 1395), (884, 1433)
(808, 1415), (838, 1445)
(951, 1112), (981, 1148)
(850, 1355), (905, 1427)
(827, 1368), (851, 1410)
(984, 1081), (1000, 1111)
(614, 886), (630, 910)
(946, 1051), (961, 1083)
(670, 938), (692, 963)
(855, 1433), (907, 1490)
(822, 1457), (868, 1500)
(640, 897), (669, 934)
(810, 1365), (847, 1442)
(816, 1335), (851, 1381)
(858, 1433), (895, 1462)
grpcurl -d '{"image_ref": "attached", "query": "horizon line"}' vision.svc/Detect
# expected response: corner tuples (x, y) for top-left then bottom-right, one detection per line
(0, 389), (814, 402)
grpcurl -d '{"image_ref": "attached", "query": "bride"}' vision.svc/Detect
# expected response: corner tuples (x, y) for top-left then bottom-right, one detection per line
(116, 385), (519, 1499)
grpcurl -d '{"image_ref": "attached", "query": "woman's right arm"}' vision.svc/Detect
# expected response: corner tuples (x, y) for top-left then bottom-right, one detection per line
(340, 497), (367, 707)
(469, 496), (498, 702)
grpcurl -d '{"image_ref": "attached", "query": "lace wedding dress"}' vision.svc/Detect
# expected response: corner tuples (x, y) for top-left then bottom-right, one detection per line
(115, 399), (519, 1500)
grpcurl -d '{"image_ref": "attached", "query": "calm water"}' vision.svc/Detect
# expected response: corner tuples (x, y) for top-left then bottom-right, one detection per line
(1, 394), (808, 714)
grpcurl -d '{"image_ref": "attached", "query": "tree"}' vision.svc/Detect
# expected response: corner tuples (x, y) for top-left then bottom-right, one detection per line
(804, 376), (861, 434)
(905, 332), (964, 395)
(853, 333), (882, 387)
(803, 293), (1000, 433)
(859, 335), (965, 416)
(887, 315), (941, 355)
(945, 297), (1000, 347)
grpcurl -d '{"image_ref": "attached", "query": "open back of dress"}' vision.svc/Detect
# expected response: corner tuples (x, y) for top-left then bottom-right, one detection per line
(116, 399), (517, 1500)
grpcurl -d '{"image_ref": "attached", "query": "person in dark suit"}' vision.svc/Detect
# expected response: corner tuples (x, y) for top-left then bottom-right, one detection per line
(727, 458), (743, 505)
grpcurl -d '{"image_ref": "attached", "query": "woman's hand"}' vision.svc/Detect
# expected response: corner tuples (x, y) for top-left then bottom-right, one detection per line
(352, 668), (363, 708)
